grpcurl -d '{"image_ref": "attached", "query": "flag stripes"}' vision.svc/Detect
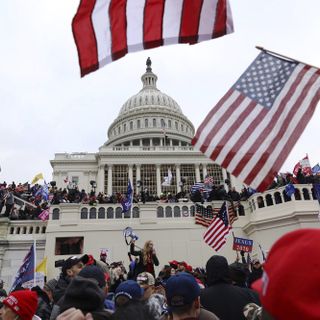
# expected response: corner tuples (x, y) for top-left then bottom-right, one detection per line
(72, 0), (234, 77)
(192, 52), (320, 192)
(203, 202), (231, 251)
(195, 202), (237, 227)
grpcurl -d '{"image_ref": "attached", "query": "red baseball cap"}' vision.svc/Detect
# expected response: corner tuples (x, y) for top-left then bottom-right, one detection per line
(252, 229), (320, 320)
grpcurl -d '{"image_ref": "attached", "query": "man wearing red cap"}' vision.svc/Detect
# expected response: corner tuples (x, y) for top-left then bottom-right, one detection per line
(252, 228), (320, 320)
(1, 290), (38, 320)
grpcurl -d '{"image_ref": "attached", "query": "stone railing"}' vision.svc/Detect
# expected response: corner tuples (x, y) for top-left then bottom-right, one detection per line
(247, 184), (317, 212)
(6, 220), (47, 239)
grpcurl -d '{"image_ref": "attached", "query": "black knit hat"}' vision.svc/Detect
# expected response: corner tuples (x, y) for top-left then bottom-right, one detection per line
(78, 265), (106, 288)
(60, 277), (105, 313)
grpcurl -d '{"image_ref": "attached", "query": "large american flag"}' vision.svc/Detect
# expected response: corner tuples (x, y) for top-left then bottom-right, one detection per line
(72, 0), (234, 77)
(203, 201), (231, 251)
(192, 51), (320, 192)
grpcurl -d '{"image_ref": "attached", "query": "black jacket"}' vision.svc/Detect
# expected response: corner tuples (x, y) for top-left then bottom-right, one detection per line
(200, 256), (259, 320)
(130, 243), (159, 278)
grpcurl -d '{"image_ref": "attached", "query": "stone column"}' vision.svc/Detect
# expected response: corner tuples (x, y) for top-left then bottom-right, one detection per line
(195, 164), (201, 182)
(156, 165), (161, 197)
(136, 165), (141, 195)
(222, 168), (228, 189)
(202, 164), (207, 178)
(97, 165), (105, 193)
(176, 165), (181, 192)
(107, 165), (113, 195)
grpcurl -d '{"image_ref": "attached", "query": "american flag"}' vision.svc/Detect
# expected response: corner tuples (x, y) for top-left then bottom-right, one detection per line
(195, 202), (237, 227)
(72, 0), (234, 77)
(192, 50), (320, 192)
(203, 201), (231, 251)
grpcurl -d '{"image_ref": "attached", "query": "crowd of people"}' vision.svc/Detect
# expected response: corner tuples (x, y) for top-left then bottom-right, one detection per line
(0, 180), (248, 221)
(1, 166), (318, 221)
(1, 228), (318, 319)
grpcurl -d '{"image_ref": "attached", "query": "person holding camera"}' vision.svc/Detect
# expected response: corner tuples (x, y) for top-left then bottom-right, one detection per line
(130, 240), (159, 279)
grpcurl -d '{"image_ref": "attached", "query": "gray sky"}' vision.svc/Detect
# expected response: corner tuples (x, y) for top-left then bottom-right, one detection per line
(1, 0), (319, 184)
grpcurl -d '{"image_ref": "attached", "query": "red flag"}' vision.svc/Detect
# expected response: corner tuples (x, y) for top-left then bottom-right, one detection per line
(293, 155), (312, 176)
(203, 201), (231, 251)
(192, 50), (320, 192)
(72, 0), (234, 77)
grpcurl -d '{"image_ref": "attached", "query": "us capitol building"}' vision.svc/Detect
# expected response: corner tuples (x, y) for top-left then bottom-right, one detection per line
(0, 59), (319, 285)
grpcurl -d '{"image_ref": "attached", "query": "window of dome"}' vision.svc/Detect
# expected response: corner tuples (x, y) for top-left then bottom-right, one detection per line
(168, 120), (172, 128)
(153, 118), (156, 127)
(181, 124), (184, 131)
(153, 138), (160, 146)
(133, 139), (140, 146)
(130, 121), (133, 130)
(175, 122), (178, 130)
(161, 119), (165, 127)
(142, 138), (150, 146)
(123, 123), (126, 132)
(172, 139), (179, 146)
(145, 119), (148, 128)
(181, 141), (187, 146)
(118, 127), (120, 134)
(137, 119), (141, 128)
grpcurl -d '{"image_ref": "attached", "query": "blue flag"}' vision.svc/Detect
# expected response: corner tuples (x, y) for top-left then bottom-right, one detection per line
(313, 183), (320, 204)
(285, 183), (296, 197)
(312, 164), (320, 175)
(35, 181), (49, 201)
(121, 180), (133, 213)
(11, 244), (35, 291)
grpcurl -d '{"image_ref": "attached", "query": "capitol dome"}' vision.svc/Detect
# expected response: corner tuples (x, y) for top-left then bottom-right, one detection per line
(104, 58), (195, 148)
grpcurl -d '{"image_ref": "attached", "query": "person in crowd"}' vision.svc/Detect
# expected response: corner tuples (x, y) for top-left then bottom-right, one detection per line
(2, 188), (14, 218)
(130, 240), (159, 279)
(200, 255), (260, 320)
(252, 229), (320, 320)
(59, 277), (112, 319)
(114, 280), (144, 308)
(0, 280), (7, 297)
(1, 290), (38, 320)
(163, 272), (219, 320)
(247, 259), (263, 289)
(51, 255), (89, 319)
(110, 300), (153, 320)
(109, 262), (127, 293)
(79, 265), (114, 312)
(136, 272), (166, 319)
(32, 279), (57, 320)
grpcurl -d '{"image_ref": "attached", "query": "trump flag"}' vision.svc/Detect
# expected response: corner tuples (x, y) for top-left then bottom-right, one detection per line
(192, 49), (320, 192)
(72, 0), (234, 77)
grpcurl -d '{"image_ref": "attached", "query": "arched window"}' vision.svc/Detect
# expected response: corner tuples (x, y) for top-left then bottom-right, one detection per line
(274, 192), (282, 204)
(137, 120), (141, 129)
(174, 206), (181, 217)
(107, 207), (114, 219)
(175, 122), (178, 130)
(161, 119), (165, 128)
(302, 188), (310, 200)
(123, 123), (126, 132)
(52, 208), (60, 220)
(132, 207), (140, 218)
(81, 208), (88, 219)
(266, 194), (273, 206)
(168, 120), (172, 128)
(98, 207), (105, 219)
(165, 206), (172, 217)
(130, 121), (133, 130)
(153, 119), (156, 127)
(157, 207), (164, 218)
(145, 119), (148, 128)
(257, 196), (265, 208)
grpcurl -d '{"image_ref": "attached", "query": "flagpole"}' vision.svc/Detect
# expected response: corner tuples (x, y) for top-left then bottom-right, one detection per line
(256, 46), (320, 69)
(33, 239), (36, 287)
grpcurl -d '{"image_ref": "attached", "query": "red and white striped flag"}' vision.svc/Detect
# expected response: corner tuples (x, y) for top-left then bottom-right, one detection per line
(72, 0), (234, 77)
(192, 49), (320, 192)
(203, 201), (231, 251)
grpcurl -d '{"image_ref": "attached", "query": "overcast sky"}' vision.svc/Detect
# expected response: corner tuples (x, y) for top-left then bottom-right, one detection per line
(1, 0), (320, 184)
